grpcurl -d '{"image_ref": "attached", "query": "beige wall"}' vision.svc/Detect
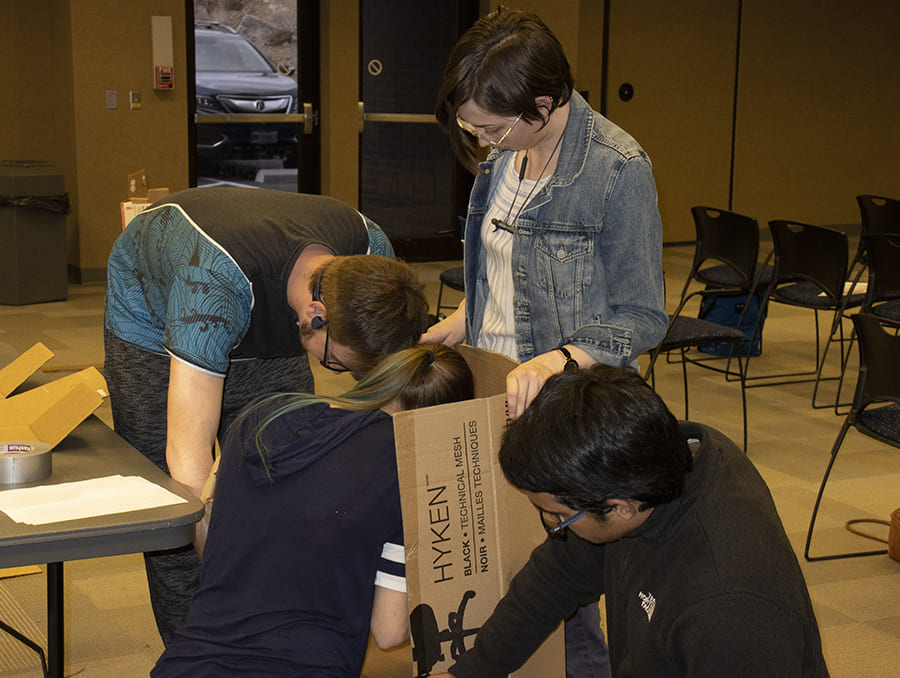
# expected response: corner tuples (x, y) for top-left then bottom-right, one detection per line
(2, 0), (189, 282)
(4, 1), (898, 281)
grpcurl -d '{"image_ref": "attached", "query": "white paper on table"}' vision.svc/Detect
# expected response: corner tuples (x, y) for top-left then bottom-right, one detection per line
(0, 475), (189, 525)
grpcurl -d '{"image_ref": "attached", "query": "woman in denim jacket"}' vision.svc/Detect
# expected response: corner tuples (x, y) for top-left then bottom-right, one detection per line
(423, 7), (668, 678)
(425, 8), (667, 418)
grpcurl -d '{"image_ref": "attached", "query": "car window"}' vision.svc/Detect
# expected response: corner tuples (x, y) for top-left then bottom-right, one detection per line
(195, 33), (274, 73)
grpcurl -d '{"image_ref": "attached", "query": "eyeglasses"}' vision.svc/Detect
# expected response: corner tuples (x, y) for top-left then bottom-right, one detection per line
(320, 327), (350, 374)
(312, 264), (350, 374)
(456, 113), (522, 147)
(539, 509), (587, 538)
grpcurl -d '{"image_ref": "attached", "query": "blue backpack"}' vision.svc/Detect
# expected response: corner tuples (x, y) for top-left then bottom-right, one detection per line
(697, 292), (767, 356)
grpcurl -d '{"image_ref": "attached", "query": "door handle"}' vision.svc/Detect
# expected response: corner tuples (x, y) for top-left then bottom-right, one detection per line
(302, 102), (316, 135)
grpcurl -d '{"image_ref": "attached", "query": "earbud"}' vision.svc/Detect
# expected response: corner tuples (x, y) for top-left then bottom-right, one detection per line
(311, 316), (327, 330)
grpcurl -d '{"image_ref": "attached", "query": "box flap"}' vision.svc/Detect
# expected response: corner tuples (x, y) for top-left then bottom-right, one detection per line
(456, 344), (519, 399)
(0, 343), (53, 398)
(0, 365), (108, 449)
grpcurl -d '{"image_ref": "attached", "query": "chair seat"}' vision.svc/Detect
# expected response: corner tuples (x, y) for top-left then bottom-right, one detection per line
(660, 316), (745, 351)
(857, 403), (900, 442)
(439, 266), (464, 291)
(696, 262), (774, 289)
(773, 281), (866, 309)
(871, 299), (900, 323)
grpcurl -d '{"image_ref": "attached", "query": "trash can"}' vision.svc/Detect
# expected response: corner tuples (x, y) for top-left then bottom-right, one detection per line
(0, 162), (69, 305)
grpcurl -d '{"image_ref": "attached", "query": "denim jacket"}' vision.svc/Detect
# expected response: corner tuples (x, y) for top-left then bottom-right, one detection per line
(463, 91), (668, 366)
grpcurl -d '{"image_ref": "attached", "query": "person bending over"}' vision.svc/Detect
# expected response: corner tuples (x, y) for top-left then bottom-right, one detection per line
(104, 187), (428, 643)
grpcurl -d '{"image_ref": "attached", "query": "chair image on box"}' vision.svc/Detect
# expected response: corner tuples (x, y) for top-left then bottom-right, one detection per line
(745, 221), (866, 409)
(849, 194), (900, 278)
(804, 312), (900, 561)
(644, 283), (750, 452)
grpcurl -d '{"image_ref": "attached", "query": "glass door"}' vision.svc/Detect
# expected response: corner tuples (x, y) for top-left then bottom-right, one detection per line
(358, 0), (478, 261)
(189, 0), (320, 193)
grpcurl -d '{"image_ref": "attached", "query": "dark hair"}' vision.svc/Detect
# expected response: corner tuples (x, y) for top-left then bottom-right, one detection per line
(242, 344), (474, 476)
(312, 255), (428, 377)
(499, 364), (692, 514)
(435, 6), (575, 173)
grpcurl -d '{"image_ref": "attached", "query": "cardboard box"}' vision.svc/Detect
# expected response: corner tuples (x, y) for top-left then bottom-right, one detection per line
(0, 343), (109, 449)
(120, 200), (151, 230)
(393, 345), (564, 677)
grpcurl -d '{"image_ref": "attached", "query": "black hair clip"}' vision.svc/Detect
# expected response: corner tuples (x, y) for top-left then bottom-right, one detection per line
(423, 350), (435, 367)
(491, 218), (515, 234)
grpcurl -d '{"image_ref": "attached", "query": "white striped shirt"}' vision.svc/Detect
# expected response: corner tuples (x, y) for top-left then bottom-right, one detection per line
(478, 154), (551, 359)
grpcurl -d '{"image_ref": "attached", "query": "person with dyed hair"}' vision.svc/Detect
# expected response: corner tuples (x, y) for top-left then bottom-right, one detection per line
(152, 344), (474, 678)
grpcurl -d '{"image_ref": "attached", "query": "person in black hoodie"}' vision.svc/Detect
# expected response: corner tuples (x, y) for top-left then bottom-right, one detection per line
(151, 344), (474, 678)
(435, 364), (829, 678)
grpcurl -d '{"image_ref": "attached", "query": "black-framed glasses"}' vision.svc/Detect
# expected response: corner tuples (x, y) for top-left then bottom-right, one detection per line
(540, 509), (588, 538)
(320, 327), (350, 374)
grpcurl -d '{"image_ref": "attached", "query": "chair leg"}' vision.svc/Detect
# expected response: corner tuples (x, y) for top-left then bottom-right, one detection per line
(811, 309), (855, 411)
(833, 328), (858, 416)
(436, 283), (446, 317)
(804, 420), (888, 561)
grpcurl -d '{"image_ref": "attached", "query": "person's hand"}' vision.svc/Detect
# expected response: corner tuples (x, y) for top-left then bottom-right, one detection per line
(506, 346), (593, 418)
(420, 301), (466, 346)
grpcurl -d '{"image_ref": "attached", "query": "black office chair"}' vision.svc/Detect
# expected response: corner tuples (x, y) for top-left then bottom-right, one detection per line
(745, 221), (866, 410)
(682, 206), (774, 299)
(861, 233), (900, 325)
(849, 194), (900, 279)
(435, 216), (466, 318)
(667, 207), (773, 375)
(834, 233), (900, 411)
(644, 283), (749, 452)
(804, 312), (900, 561)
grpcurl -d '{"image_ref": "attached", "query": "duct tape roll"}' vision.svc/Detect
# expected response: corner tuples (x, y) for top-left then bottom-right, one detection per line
(0, 441), (52, 485)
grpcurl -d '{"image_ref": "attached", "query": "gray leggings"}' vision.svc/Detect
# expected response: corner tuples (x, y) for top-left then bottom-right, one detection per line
(103, 329), (314, 645)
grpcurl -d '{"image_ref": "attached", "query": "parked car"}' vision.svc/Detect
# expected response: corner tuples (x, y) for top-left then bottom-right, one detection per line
(194, 21), (298, 175)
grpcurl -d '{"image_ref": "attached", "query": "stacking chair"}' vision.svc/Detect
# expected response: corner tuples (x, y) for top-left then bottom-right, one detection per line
(804, 312), (900, 561)
(435, 216), (466, 318)
(644, 283), (749, 452)
(680, 206), (773, 305)
(849, 194), (900, 278)
(861, 233), (900, 325)
(746, 221), (866, 409)
(665, 207), (773, 373)
(834, 234), (900, 409)
(435, 266), (464, 317)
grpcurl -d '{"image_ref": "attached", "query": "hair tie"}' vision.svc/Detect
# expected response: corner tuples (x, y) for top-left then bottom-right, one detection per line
(423, 350), (435, 367)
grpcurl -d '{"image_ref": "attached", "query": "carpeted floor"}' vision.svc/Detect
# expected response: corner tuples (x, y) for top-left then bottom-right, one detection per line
(0, 250), (897, 677)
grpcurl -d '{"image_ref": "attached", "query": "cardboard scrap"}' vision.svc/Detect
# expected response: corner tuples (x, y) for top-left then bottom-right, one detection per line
(0, 343), (109, 449)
